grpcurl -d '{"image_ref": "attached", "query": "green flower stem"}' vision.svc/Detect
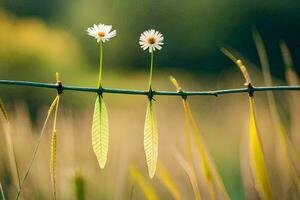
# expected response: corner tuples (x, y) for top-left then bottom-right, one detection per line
(148, 51), (154, 90)
(97, 41), (103, 88)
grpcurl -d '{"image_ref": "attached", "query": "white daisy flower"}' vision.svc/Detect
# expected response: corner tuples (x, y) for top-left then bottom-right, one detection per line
(139, 29), (164, 53)
(87, 24), (117, 43)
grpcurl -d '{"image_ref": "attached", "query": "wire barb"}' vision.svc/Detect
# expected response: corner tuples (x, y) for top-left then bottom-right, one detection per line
(97, 86), (104, 97)
(56, 82), (63, 95)
(55, 72), (63, 95)
(248, 83), (255, 97)
(147, 87), (154, 101)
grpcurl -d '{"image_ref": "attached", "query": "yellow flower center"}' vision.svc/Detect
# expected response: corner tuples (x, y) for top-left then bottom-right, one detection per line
(98, 32), (106, 37)
(148, 37), (156, 44)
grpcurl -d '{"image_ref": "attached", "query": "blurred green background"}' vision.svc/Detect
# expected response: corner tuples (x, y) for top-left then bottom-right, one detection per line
(1, 0), (300, 86)
(1, 0), (300, 109)
(0, 1), (300, 199)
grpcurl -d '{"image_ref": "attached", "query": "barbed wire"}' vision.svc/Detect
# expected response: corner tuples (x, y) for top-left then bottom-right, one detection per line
(0, 80), (300, 97)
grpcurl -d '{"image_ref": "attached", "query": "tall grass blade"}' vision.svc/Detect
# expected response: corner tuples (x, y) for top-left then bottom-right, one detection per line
(129, 185), (135, 200)
(220, 48), (251, 85)
(0, 99), (8, 122)
(157, 161), (182, 200)
(186, 101), (231, 200)
(173, 148), (202, 200)
(91, 95), (109, 169)
(50, 96), (60, 200)
(280, 42), (294, 71)
(0, 180), (5, 200)
(16, 96), (59, 200)
(253, 31), (300, 195)
(144, 101), (158, 178)
(129, 166), (158, 200)
(249, 97), (273, 200)
(169, 77), (193, 164)
(221, 50), (273, 199)
(281, 41), (300, 137)
(170, 76), (230, 200)
(280, 41), (300, 190)
(0, 99), (22, 197)
(184, 101), (215, 199)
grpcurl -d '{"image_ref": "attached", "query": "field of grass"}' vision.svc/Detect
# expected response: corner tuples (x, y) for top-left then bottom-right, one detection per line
(0, 62), (299, 199)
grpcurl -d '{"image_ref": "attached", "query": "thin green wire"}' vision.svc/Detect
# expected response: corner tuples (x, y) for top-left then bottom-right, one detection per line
(0, 80), (300, 96)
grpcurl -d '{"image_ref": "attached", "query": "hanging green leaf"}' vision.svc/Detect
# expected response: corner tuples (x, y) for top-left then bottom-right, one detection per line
(144, 101), (158, 178)
(91, 95), (109, 169)
(249, 97), (273, 200)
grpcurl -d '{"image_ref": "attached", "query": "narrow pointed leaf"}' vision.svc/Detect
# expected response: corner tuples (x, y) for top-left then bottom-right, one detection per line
(144, 101), (158, 178)
(157, 161), (182, 200)
(222, 44), (273, 199)
(254, 33), (300, 195)
(280, 42), (300, 190)
(173, 149), (202, 200)
(0, 99), (8, 122)
(220, 48), (251, 85)
(129, 166), (158, 200)
(0, 180), (5, 200)
(92, 95), (109, 169)
(185, 101), (230, 200)
(16, 96), (59, 200)
(248, 97), (273, 200)
(0, 99), (22, 198)
(170, 76), (230, 200)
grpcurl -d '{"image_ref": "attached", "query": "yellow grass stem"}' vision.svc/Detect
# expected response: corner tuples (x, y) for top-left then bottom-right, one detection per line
(157, 161), (182, 200)
(253, 32), (300, 195)
(280, 42), (300, 190)
(220, 48), (251, 85)
(173, 149), (202, 200)
(129, 166), (158, 200)
(184, 101), (215, 200)
(186, 101), (230, 200)
(0, 99), (22, 199)
(222, 49), (273, 199)
(249, 97), (273, 200)
(0, 99), (8, 122)
(16, 96), (59, 200)
(50, 96), (60, 200)
(0, 180), (5, 200)
(170, 76), (230, 200)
